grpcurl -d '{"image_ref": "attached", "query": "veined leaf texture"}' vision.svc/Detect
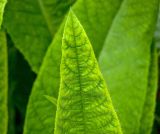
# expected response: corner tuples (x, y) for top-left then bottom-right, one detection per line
(23, 0), (159, 134)
(24, 0), (123, 133)
(0, 0), (158, 133)
(54, 9), (122, 134)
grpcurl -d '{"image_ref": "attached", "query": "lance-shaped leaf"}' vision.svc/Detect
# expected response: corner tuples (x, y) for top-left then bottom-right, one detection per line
(54, 10), (122, 134)
(24, 0), (123, 133)
(139, 43), (158, 134)
(0, 31), (8, 134)
(99, 0), (158, 133)
(3, 0), (76, 72)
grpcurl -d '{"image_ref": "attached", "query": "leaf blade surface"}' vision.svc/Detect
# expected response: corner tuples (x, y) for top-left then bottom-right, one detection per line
(24, 0), (123, 133)
(99, 0), (159, 133)
(54, 10), (122, 134)
(139, 43), (158, 134)
(0, 31), (8, 134)
(4, 0), (76, 72)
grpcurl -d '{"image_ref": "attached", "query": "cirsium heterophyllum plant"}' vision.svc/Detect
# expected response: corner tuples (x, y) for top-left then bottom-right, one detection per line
(0, 0), (160, 134)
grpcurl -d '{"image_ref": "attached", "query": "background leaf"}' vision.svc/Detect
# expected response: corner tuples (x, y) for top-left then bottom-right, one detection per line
(99, 0), (158, 133)
(155, 3), (160, 55)
(139, 43), (158, 134)
(3, 0), (76, 73)
(152, 3), (160, 133)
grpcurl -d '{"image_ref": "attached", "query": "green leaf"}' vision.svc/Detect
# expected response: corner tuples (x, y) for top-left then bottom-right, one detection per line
(139, 43), (158, 134)
(0, 2), (8, 134)
(72, 0), (123, 57)
(99, 0), (159, 133)
(44, 95), (57, 106)
(23, 27), (63, 134)
(3, 0), (76, 72)
(54, 10), (122, 134)
(24, 0), (158, 133)
(0, 0), (7, 27)
(155, 3), (160, 51)
(0, 31), (8, 134)
(24, 0), (123, 133)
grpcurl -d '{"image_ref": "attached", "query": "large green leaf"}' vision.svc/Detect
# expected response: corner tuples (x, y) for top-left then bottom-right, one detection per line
(139, 43), (158, 134)
(0, 31), (8, 134)
(54, 10), (122, 134)
(24, 0), (123, 133)
(3, 0), (76, 72)
(99, 0), (158, 133)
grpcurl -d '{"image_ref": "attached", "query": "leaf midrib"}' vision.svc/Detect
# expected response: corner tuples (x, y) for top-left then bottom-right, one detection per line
(70, 13), (86, 133)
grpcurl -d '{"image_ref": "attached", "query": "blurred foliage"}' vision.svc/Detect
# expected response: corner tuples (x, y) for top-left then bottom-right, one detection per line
(7, 35), (36, 134)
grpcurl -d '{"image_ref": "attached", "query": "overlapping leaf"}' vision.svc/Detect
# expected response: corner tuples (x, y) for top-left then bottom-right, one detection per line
(24, 0), (159, 133)
(3, 0), (76, 72)
(99, 0), (158, 133)
(54, 10), (122, 134)
(139, 43), (158, 134)
(24, 0), (123, 133)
